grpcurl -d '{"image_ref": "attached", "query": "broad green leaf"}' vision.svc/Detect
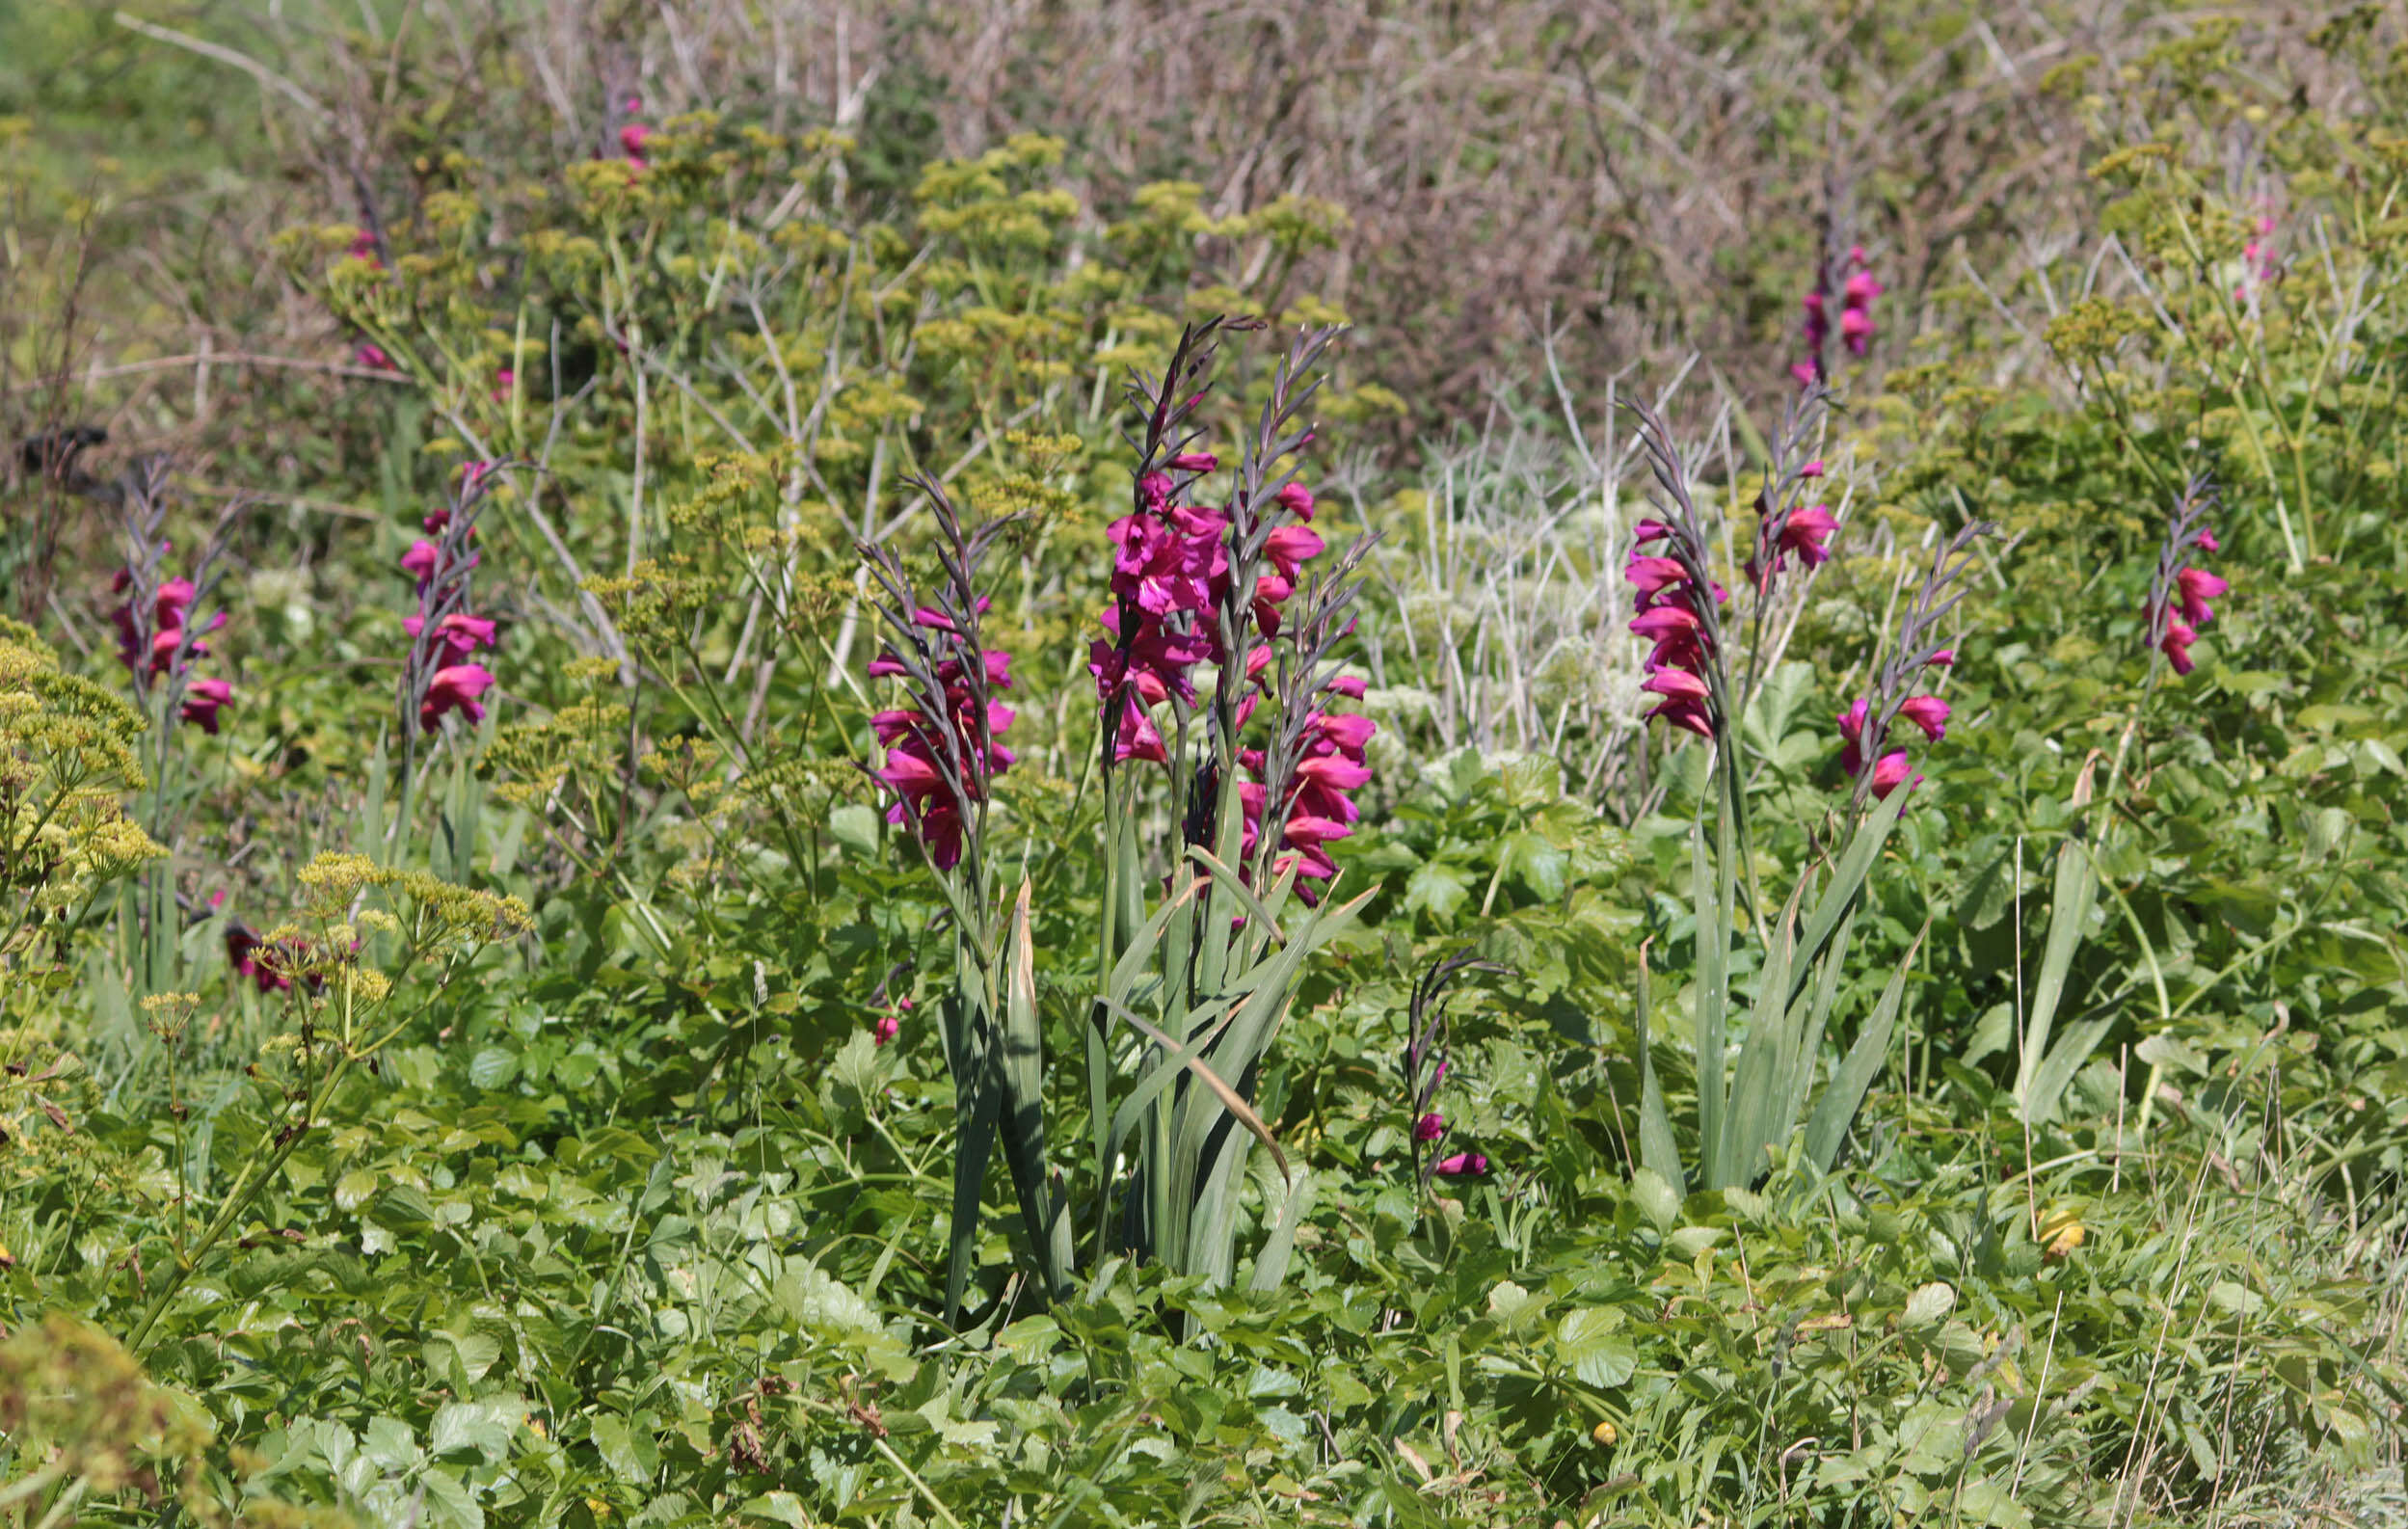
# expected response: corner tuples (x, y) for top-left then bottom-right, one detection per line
(1405, 861), (1474, 921)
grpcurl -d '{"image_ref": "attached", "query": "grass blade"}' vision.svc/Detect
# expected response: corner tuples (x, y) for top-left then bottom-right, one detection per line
(1783, 783), (1911, 1014)
(2016, 836), (2098, 1119)
(1633, 939), (1685, 1200)
(1804, 922), (1926, 1175)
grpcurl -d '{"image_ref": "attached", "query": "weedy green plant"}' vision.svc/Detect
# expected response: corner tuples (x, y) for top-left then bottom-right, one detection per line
(122, 852), (531, 1356)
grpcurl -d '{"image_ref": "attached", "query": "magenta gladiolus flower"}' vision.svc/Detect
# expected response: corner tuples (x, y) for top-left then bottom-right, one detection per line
(1623, 555), (1691, 595)
(872, 1011), (900, 1046)
(355, 342), (396, 371)
(1431, 1151), (1490, 1178)
(1628, 604), (1702, 645)
(404, 611), (498, 667)
(147, 627), (205, 677)
(1264, 524), (1325, 579)
(1092, 430), (1357, 899)
(2175, 566), (2228, 625)
(1313, 712), (1378, 752)
(1414, 1112), (1447, 1143)
(1839, 698), (1926, 795)
(1869, 750), (1918, 800)
(1296, 754), (1373, 791)
(2160, 617), (2199, 675)
(1780, 504), (1839, 568)
(179, 677), (232, 735)
(419, 663), (495, 732)
(1642, 668), (1710, 703)
(1836, 697), (1871, 778)
(1896, 694), (1950, 741)
(1280, 814), (1351, 848)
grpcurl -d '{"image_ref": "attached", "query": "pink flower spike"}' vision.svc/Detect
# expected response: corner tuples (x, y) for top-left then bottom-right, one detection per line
(1896, 694), (1950, 742)
(1839, 307), (1874, 355)
(1413, 1112), (1447, 1143)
